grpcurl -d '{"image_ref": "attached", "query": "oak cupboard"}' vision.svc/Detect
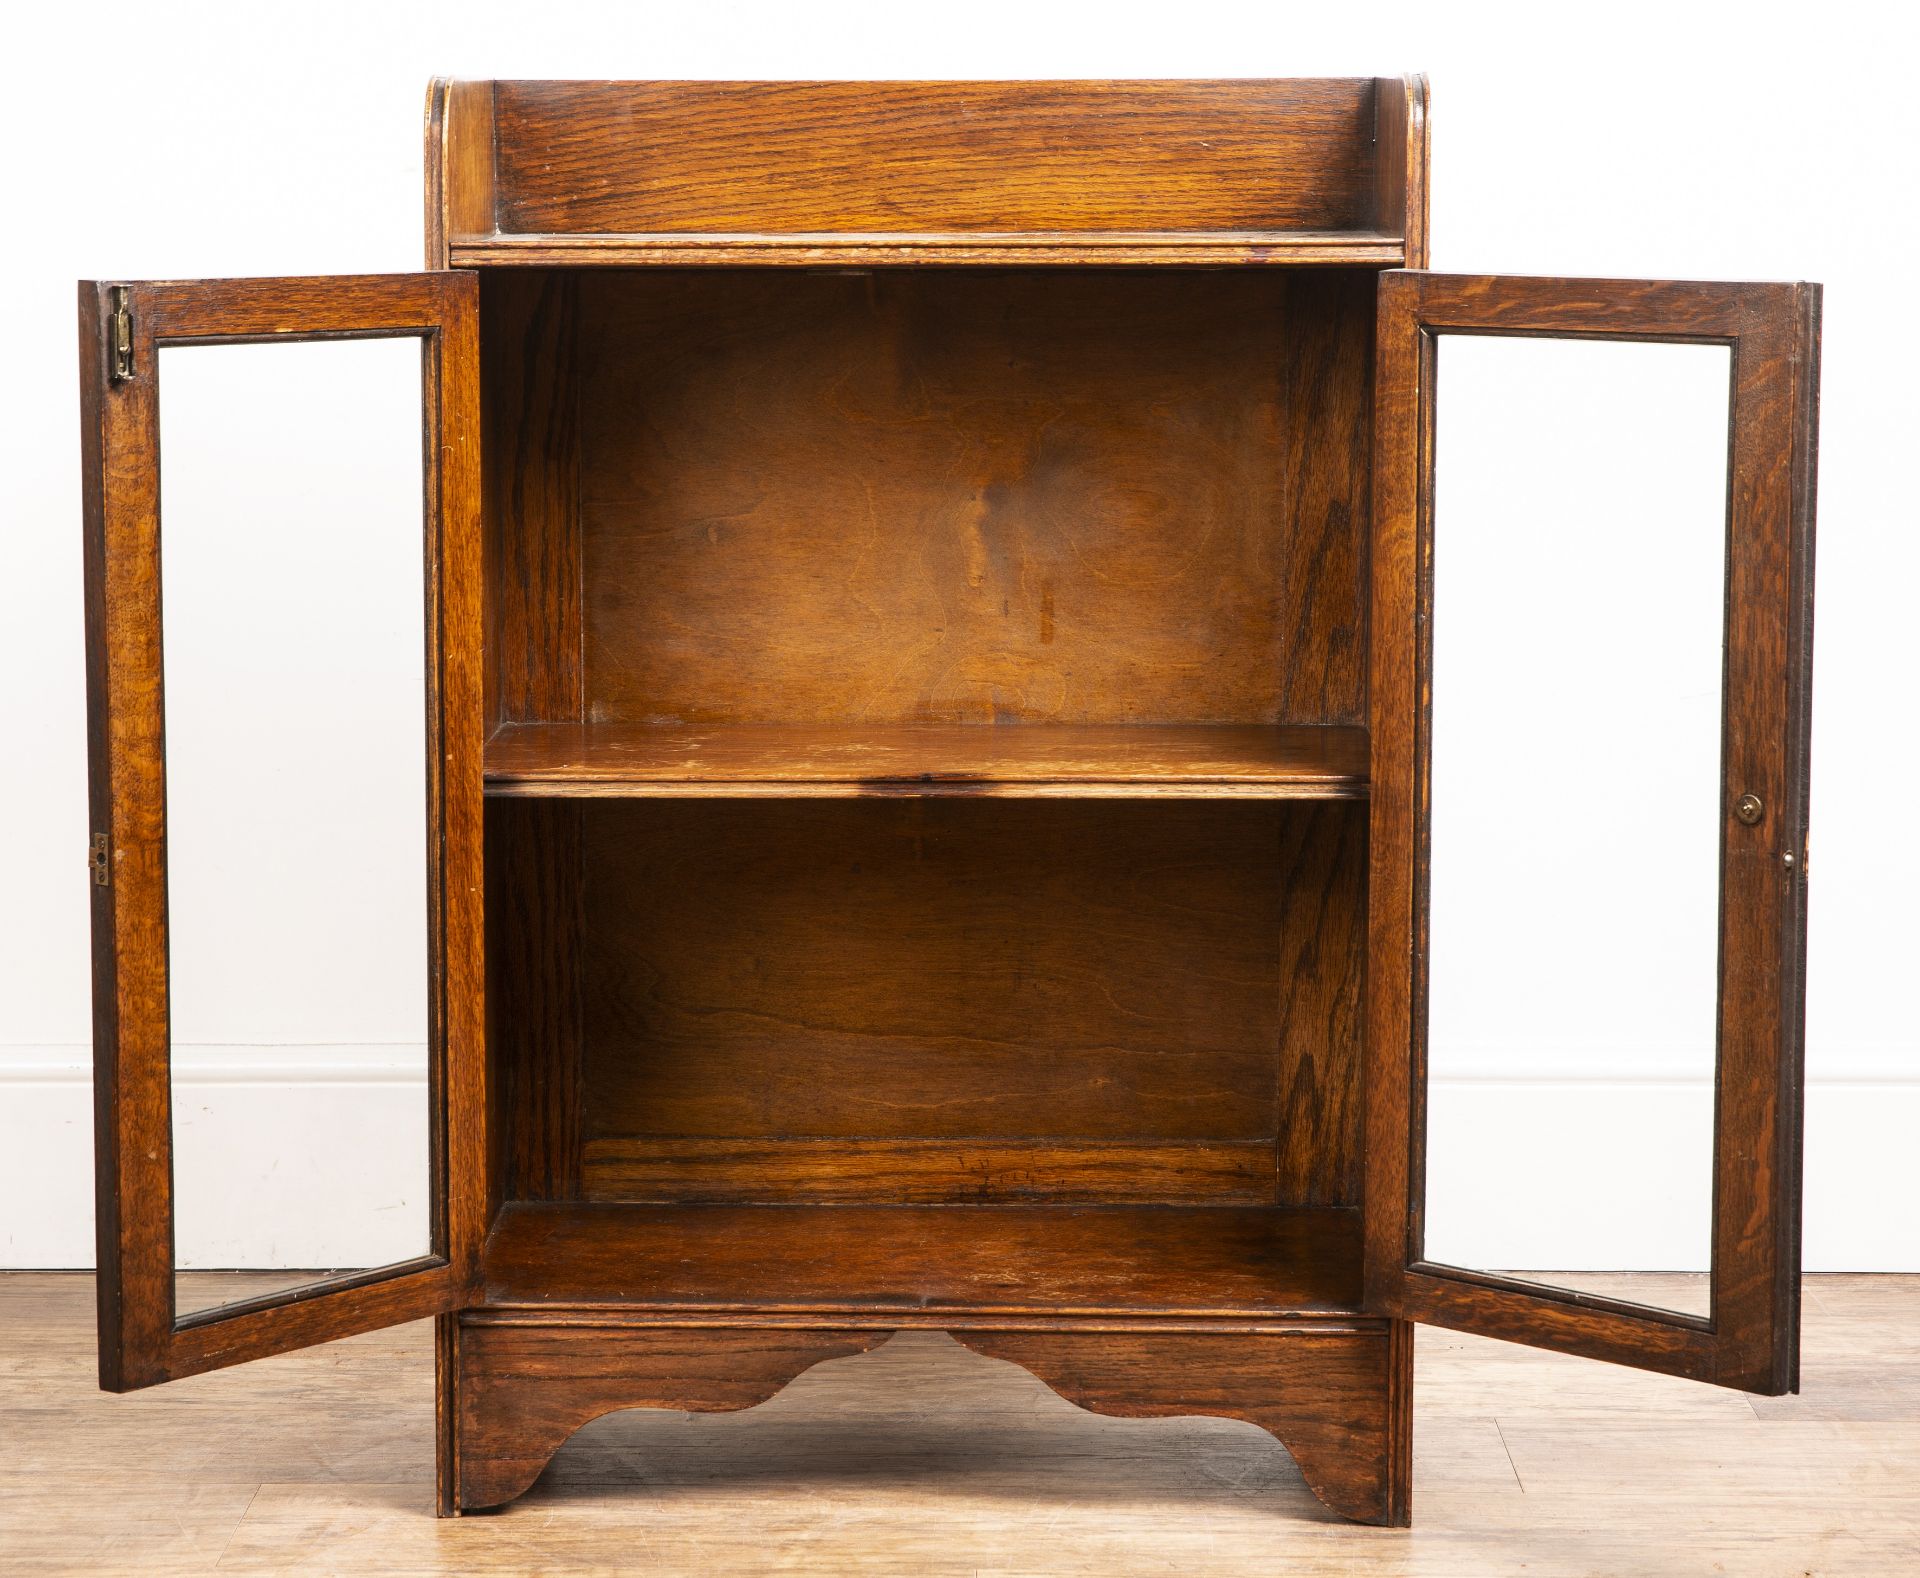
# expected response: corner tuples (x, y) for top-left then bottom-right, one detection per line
(78, 78), (1820, 1526)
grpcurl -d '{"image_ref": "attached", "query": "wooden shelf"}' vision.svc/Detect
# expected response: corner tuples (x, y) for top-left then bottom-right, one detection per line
(484, 723), (1369, 800)
(449, 230), (1406, 269)
(478, 1203), (1363, 1317)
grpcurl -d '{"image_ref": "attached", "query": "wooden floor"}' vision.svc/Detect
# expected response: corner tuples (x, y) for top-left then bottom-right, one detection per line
(3, 1274), (1916, 1575)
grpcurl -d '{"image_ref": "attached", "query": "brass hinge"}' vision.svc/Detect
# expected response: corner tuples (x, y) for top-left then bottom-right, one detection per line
(108, 286), (133, 382)
(88, 832), (110, 886)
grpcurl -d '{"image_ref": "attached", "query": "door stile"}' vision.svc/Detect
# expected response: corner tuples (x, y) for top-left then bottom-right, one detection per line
(80, 282), (175, 1389)
(1713, 278), (1821, 1393)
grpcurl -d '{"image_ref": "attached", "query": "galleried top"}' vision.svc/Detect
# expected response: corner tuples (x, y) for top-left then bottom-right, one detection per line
(426, 77), (1428, 268)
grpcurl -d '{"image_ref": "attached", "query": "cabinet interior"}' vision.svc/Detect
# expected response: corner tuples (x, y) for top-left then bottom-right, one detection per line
(479, 265), (1376, 1316)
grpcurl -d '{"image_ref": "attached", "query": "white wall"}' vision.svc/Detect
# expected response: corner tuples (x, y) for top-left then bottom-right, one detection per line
(3, 0), (1914, 1272)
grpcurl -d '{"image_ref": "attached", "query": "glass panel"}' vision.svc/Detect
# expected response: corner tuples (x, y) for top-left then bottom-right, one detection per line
(157, 338), (432, 1318)
(1423, 335), (1731, 1319)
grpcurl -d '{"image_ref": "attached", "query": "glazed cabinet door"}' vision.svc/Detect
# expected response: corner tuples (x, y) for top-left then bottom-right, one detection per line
(1366, 272), (1819, 1391)
(79, 275), (484, 1389)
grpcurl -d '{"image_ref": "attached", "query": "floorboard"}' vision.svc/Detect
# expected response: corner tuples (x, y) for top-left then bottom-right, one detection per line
(2, 1272), (1916, 1574)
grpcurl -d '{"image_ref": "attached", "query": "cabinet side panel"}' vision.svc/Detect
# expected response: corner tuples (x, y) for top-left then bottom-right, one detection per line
(1274, 268), (1374, 724)
(1274, 802), (1367, 1205)
(492, 80), (1380, 236)
(482, 269), (581, 727)
(481, 269), (586, 1207)
(486, 799), (584, 1203)
(1265, 269), (1373, 1204)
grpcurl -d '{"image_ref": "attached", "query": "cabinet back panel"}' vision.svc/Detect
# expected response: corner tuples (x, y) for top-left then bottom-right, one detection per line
(492, 80), (1382, 236)
(573, 799), (1363, 1206)
(571, 268), (1372, 726)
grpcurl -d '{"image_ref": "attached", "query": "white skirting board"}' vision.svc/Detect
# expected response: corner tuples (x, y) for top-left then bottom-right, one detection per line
(0, 1047), (431, 1271)
(1, 1051), (1915, 1272)
(1422, 1078), (1920, 1275)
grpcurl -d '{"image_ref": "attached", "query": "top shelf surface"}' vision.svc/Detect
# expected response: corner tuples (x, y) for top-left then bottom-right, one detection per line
(448, 230), (1407, 268)
(485, 722), (1369, 800)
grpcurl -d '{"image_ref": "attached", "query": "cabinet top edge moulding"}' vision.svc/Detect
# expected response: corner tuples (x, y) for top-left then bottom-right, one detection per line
(424, 76), (1430, 269)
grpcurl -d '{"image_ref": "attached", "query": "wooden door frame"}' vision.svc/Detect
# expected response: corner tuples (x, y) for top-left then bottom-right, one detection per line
(1365, 272), (1820, 1392)
(79, 273), (486, 1389)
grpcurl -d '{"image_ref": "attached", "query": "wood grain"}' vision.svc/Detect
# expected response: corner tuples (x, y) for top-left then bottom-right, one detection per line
(579, 1137), (1279, 1205)
(447, 1318), (1401, 1524)
(453, 1323), (889, 1510)
(577, 800), (1288, 1158)
(429, 80), (1427, 264)
(1364, 273), (1821, 1392)
(953, 1327), (1406, 1524)
(423, 78), (495, 268)
(451, 230), (1407, 268)
(571, 268), (1373, 726)
(1274, 802), (1367, 1205)
(476, 1203), (1363, 1316)
(484, 721), (1369, 798)
(479, 269), (581, 727)
(1271, 267), (1376, 721)
(1372, 75), (1430, 267)
(489, 80), (1385, 237)
(476, 269), (586, 1215)
(484, 799), (582, 1205)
